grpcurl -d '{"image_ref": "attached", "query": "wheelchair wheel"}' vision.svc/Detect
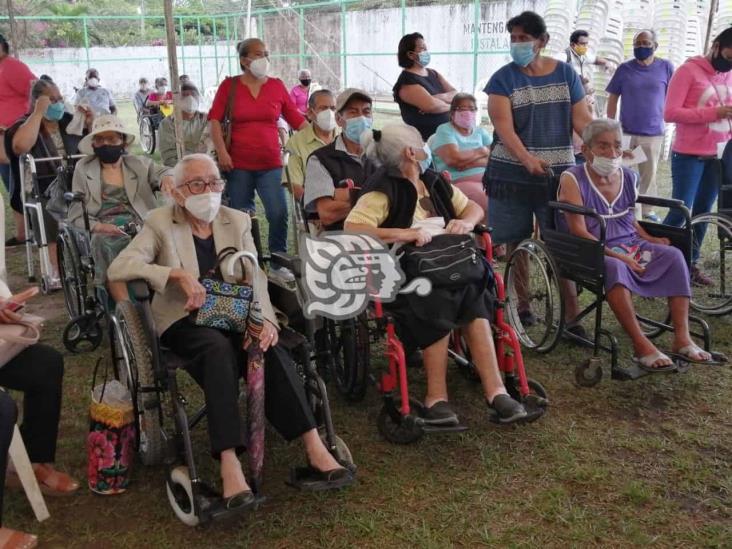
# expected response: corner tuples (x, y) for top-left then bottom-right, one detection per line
(505, 240), (564, 353)
(57, 231), (85, 320)
(320, 431), (353, 466)
(166, 466), (200, 527)
(63, 314), (103, 353)
(328, 314), (370, 402)
(689, 213), (732, 315)
(377, 397), (424, 444)
(112, 300), (165, 466)
(139, 116), (156, 154)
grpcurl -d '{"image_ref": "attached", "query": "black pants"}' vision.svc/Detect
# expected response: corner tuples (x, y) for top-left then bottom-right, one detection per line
(0, 391), (17, 527)
(161, 318), (316, 457)
(0, 344), (64, 463)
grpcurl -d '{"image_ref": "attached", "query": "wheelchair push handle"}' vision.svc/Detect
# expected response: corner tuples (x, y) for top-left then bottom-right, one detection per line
(224, 251), (260, 297)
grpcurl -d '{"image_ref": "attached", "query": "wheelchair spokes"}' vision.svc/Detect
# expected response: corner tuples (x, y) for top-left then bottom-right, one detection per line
(689, 213), (732, 315)
(505, 240), (564, 353)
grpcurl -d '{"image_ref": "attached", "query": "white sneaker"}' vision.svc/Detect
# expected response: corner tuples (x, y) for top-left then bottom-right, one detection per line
(269, 264), (295, 284)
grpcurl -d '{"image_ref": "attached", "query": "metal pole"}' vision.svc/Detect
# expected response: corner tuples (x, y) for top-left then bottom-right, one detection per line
(5, 0), (18, 54)
(400, 0), (406, 36)
(705, 0), (720, 53)
(163, 0), (185, 161)
(225, 16), (232, 76)
(299, 8), (305, 70)
(341, 1), (347, 88)
(472, 0), (479, 92)
(247, 0), (253, 37)
(197, 17), (203, 89)
(140, 0), (145, 39)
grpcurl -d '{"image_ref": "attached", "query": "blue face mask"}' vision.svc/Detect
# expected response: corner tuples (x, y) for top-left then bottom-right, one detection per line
(633, 46), (654, 61)
(344, 116), (373, 143)
(418, 144), (432, 173)
(44, 102), (65, 122)
(418, 51), (431, 67)
(510, 41), (536, 68)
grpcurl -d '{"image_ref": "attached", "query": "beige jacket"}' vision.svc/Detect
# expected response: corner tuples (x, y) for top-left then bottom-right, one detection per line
(68, 155), (170, 231)
(107, 204), (277, 336)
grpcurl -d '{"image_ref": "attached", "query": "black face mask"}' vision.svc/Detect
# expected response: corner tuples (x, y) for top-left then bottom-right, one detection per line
(300, 79), (311, 87)
(712, 54), (732, 73)
(93, 144), (125, 164)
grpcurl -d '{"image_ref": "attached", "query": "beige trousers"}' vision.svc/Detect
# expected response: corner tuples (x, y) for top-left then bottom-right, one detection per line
(627, 134), (665, 215)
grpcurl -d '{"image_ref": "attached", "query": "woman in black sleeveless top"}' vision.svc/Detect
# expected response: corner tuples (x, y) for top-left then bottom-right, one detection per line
(392, 33), (457, 141)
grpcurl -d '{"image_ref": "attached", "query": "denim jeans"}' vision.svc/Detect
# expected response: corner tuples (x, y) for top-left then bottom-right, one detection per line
(663, 152), (721, 263)
(225, 167), (288, 254)
(0, 163), (9, 193)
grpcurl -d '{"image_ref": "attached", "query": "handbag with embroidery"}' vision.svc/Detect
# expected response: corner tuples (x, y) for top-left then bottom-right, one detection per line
(194, 247), (260, 333)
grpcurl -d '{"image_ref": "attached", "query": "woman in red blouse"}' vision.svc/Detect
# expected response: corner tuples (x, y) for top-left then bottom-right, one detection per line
(209, 39), (306, 266)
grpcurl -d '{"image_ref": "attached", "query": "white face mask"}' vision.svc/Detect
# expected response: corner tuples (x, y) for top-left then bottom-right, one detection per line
(248, 57), (269, 79)
(184, 192), (221, 223)
(314, 109), (336, 132)
(591, 155), (622, 177)
(87, 78), (99, 88)
(181, 96), (199, 113)
(157, 85), (167, 94)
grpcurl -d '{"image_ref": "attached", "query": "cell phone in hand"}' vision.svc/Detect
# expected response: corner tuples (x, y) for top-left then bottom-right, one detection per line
(5, 301), (24, 313)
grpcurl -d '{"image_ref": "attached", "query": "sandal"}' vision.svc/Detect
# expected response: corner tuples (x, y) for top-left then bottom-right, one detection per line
(669, 344), (720, 365)
(632, 351), (676, 372)
(287, 465), (355, 492)
(0, 528), (37, 549)
(6, 464), (79, 497)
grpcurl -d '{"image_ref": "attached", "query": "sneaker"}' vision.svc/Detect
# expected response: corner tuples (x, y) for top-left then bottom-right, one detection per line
(420, 401), (459, 426)
(487, 394), (527, 424)
(643, 211), (661, 223)
(691, 265), (714, 287)
(518, 308), (539, 327)
(269, 264), (295, 284)
(4, 237), (25, 247)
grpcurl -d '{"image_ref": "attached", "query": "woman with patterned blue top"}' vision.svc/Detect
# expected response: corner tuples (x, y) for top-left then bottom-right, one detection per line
(484, 10), (592, 328)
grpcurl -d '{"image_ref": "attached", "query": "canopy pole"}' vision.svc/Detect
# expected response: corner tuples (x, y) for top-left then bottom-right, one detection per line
(705, 0), (720, 53)
(163, 0), (185, 161)
(6, 0), (19, 56)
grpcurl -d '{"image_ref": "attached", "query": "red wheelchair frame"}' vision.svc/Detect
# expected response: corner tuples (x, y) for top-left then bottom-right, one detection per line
(372, 227), (548, 444)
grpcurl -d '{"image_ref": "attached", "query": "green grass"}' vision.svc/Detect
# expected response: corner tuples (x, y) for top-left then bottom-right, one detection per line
(1, 102), (730, 547)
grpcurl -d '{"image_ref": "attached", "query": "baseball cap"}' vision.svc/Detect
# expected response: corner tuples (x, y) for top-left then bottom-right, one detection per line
(335, 88), (373, 112)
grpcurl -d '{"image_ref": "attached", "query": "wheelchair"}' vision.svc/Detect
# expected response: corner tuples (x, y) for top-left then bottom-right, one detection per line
(57, 191), (141, 353)
(109, 225), (353, 527)
(19, 153), (85, 294)
(504, 194), (727, 387)
(137, 108), (164, 155)
(688, 183), (732, 316)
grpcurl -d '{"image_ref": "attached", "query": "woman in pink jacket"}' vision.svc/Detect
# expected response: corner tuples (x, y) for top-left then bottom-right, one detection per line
(664, 27), (732, 285)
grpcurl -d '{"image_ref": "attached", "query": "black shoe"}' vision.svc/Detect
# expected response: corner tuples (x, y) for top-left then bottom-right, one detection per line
(421, 400), (459, 426)
(223, 490), (256, 510)
(563, 323), (593, 348)
(487, 394), (527, 424)
(288, 465), (355, 491)
(4, 237), (24, 247)
(518, 309), (539, 327)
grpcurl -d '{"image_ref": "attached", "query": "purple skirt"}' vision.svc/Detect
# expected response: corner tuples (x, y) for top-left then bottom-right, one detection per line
(604, 240), (690, 298)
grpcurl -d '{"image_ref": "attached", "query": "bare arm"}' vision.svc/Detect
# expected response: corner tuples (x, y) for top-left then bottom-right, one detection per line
(344, 222), (421, 244)
(315, 192), (353, 227)
(606, 93), (620, 120)
(399, 84), (450, 114)
(435, 143), (489, 170)
(572, 100), (593, 137)
(11, 96), (49, 155)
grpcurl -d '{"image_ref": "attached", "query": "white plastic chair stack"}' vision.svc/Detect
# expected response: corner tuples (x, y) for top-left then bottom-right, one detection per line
(594, 0), (624, 115)
(575, 0), (611, 53)
(621, 0), (654, 58)
(654, 0), (690, 69)
(712, 0), (732, 41)
(543, 0), (577, 59)
(685, 2), (703, 61)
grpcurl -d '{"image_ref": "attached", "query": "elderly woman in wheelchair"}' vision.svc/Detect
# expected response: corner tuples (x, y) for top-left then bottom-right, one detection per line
(345, 123), (530, 426)
(67, 114), (172, 304)
(108, 154), (353, 515)
(557, 119), (714, 370)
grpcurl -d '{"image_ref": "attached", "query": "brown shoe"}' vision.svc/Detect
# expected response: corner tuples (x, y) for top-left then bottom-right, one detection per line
(0, 527), (38, 549)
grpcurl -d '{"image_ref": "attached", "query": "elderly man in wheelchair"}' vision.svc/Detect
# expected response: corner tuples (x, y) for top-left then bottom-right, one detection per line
(108, 154), (354, 519)
(556, 119), (716, 371)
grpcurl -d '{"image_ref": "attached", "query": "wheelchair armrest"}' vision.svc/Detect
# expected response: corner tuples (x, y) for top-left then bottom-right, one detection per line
(63, 191), (86, 203)
(472, 224), (492, 235)
(636, 195), (690, 225)
(127, 279), (152, 301)
(271, 252), (302, 278)
(548, 200), (599, 218)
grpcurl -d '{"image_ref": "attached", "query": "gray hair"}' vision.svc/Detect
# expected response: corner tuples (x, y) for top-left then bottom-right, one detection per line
(173, 154), (220, 187)
(237, 38), (264, 58)
(633, 29), (657, 44)
(581, 118), (623, 147)
(308, 89), (334, 110)
(361, 123), (423, 170)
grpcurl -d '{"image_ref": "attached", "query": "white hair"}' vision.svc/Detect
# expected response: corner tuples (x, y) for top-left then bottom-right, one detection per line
(361, 123), (423, 170)
(581, 118), (623, 147)
(172, 153), (220, 187)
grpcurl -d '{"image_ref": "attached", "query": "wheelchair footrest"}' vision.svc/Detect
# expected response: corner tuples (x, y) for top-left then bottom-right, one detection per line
(420, 423), (469, 434)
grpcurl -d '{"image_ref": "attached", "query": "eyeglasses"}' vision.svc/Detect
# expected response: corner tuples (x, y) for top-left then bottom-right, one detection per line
(453, 107), (477, 112)
(180, 178), (225, 194)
